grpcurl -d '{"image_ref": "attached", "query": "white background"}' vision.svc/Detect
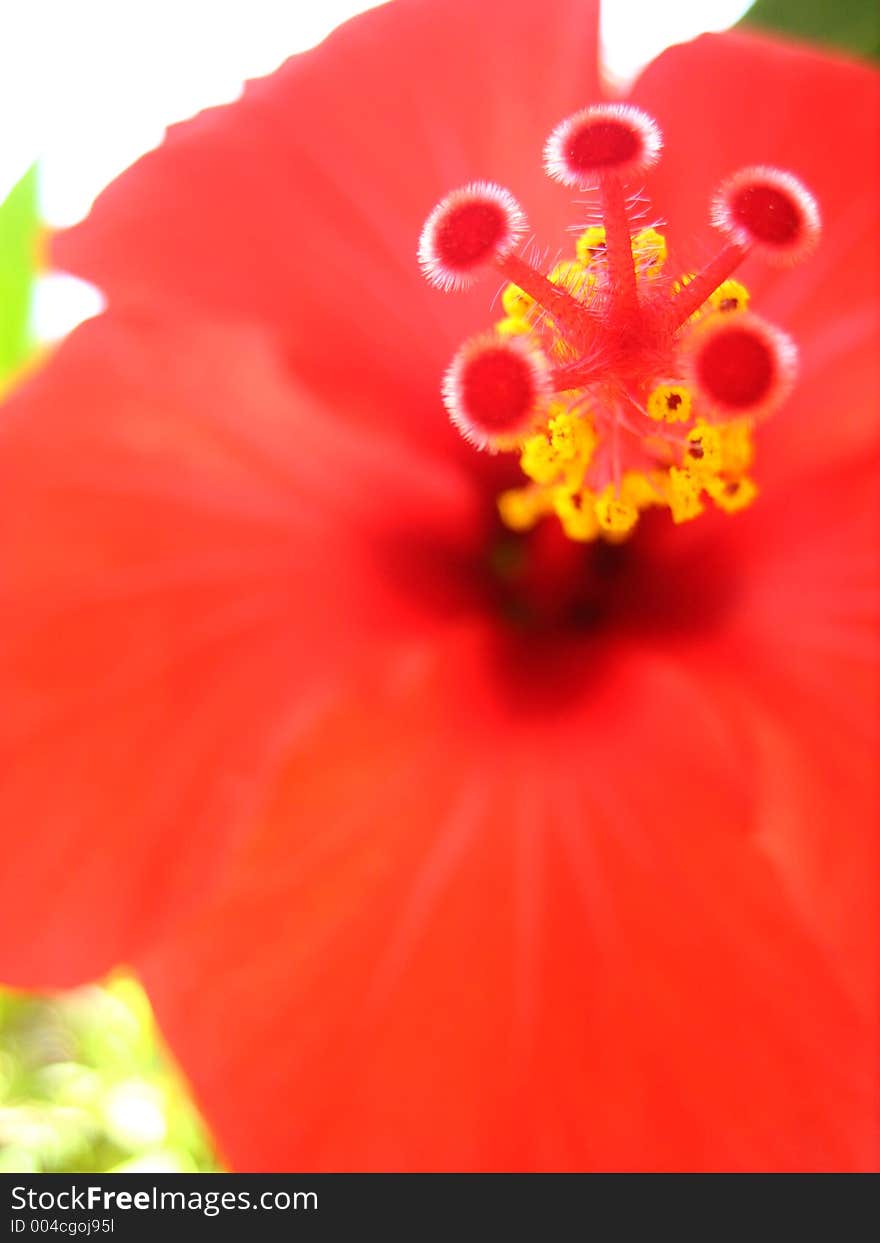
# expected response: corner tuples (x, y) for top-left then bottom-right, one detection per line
(0, 0), (753, 337)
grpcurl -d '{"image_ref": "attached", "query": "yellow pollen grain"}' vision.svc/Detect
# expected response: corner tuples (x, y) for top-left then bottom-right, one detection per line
(647, 383), (692, 423)
(684, 420), (723, 477)
(548, 259), (592, 297)
(633, 227), (667, 277)
(498, 485), (552, 532)
(550, 410), (597, 462)
(520, 433), (559, 486)
(575, 225), (607, 266)
(595, 485), (639, 536)
(553, 487), (600, 542)
(706, 475), (758, 514)
(519, 410), (596, 490)
(501, 282), (534, 318)
(621, 470), (665, 510)
(709, 278), (750, 313)
(496, 316), (531, 337)
(718, 419), (755, 476)
(666, 468), (705, 523)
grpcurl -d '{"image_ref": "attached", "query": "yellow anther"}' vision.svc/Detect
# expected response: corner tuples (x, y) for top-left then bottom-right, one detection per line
(498, 485), (552, 532)
(548, 259), (592, 298)
(547, 415), (578, 456)
(501, 282), (534, 318)
(549, 410), (597, 463)
(647, 383), (692, 423)
(595, 485), (639, 536)
(553, 487), (600, 542)
(633, 227), (667, 277)
(706, 475), (759, 514)
(666, 468), (705, 524)
(575, 226), (607, 266)
(709, 279), (750, 314)
(718, 418), (755, 476)
(620, 469), (665, 510)
(520, 433), (559, 485)
(496, 316), (531, 337)
(684, 420), (723, 476)
(519, 410), (596, 489)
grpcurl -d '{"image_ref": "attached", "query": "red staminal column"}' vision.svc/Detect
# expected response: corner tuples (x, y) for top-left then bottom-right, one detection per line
(543, 104), (662, 320)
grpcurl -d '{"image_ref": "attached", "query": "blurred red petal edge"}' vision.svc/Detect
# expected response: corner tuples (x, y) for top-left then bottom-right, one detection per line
(50, 0), (602, 451)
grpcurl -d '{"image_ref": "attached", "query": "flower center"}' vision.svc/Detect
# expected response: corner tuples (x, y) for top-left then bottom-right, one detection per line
(419, 104), (819, 545)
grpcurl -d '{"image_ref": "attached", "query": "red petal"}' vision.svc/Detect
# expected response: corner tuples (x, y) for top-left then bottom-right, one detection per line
(0, 309), (477, 987)
(710, 452), (880, 1007)
(631, 32), (880, 476)
(140, 589), (878, 1170)
(52, 0), (601, 450)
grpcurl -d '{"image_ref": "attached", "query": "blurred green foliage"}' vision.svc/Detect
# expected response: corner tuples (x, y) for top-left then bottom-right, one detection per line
(0, 976), (219, 1173)
(0, 164), (40, 385)
(742, 0), (880, 59)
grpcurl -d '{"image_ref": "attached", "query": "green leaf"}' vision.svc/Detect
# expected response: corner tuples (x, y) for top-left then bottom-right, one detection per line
(0, 164), (41, 386)
(740, 0), (880, 61)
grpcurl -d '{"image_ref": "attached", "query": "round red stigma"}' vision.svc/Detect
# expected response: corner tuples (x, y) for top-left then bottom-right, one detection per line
(713, 166), (820, 264)
(686, 312), (796, 417)
(443, 334), (550, 450)
(543, 105), (662, 186)
(419, 182), (526, 291)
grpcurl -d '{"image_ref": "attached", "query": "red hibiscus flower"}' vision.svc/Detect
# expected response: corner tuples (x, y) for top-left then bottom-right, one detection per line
(1, 0), (878, 1172)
